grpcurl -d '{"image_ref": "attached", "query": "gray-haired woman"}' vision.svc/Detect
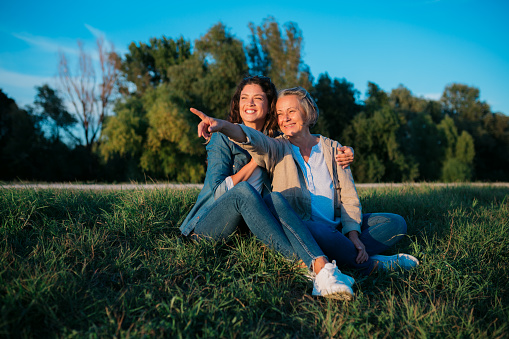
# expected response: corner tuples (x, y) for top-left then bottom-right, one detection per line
(191, 86), (419, 282)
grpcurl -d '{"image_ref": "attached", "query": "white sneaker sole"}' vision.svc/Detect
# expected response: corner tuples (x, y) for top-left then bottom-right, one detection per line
(312, 286), (354, 301)
(322, 290), (354, 301)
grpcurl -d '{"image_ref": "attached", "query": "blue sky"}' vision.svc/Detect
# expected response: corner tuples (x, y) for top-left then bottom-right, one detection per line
(1, 0), (508, 115)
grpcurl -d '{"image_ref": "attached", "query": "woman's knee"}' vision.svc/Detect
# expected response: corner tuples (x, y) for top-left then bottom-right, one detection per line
(389, 213), (407, 235)
(368, 213), (407, 235)
(231, 181), (258, 199)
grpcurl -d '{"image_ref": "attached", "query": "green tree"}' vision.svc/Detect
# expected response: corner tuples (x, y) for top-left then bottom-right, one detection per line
(312, 73), (361, 140)
(120, 36), (191, 95)
(33, 84), (78, 143)
(390, 85), (427, 115)
(438, 115), (475, 182)
(58, 37), (120, 150)
(192, 23), (248, 119)
(100, 96), (147, 161)
(477, 112), (509, 180)
(440, 83), (509, 181)
(101, 86), (206, 182)
(102, 23), (247, 181)
(139, 85), (205, 182)
(389, 86), (444, 181)
(247, 17), (312, 90)
(441, 83), (489, 124)
(0, 90), (43, 179)
(342, 83), (418, 183)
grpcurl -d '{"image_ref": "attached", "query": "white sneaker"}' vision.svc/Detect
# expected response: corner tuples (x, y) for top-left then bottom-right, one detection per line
(338, 270), (355, 287)
(371, 254), (419, 271)
(305, 265), (355, 286)
(312, 261), (354, 300)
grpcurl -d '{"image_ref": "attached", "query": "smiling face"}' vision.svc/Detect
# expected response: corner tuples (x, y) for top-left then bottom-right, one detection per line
(239, 84), (269, 130)
(276, 95), (308, 138)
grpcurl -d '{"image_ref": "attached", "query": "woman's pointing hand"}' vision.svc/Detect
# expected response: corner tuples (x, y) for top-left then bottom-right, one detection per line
(190, 108), (224, 139)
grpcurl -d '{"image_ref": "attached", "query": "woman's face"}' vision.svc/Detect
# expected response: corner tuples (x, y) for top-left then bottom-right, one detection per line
(276, 95), (307, 137)
(239, 84), (269, 128)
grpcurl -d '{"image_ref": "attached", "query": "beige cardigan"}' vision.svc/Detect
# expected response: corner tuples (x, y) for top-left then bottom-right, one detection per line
(234, 125), (362, 235)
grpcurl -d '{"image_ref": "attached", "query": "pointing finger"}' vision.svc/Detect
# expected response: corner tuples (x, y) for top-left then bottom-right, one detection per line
(190, 107), (208, 120)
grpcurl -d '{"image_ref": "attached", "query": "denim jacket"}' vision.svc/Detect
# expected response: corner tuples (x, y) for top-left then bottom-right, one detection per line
(179, 131), (272, 236)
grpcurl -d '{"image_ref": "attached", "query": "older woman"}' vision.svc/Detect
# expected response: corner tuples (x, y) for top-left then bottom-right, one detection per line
(182, 77), (356, 300)
(191, 86), (419, 277)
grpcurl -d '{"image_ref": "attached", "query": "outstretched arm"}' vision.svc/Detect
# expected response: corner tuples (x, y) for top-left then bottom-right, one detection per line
(191, 108), (247, 142)
(192, 107), (282, 171)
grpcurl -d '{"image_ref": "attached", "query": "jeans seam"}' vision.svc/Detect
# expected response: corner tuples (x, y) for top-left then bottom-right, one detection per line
(279, 218), (317, 261)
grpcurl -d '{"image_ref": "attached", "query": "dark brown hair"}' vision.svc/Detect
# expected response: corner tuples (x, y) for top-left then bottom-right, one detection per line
(228, 75), (278, 137)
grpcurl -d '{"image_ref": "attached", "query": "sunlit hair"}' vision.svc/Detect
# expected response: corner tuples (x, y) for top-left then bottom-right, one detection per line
(277, 86), (319, 128)
(228, 75), (278, 137)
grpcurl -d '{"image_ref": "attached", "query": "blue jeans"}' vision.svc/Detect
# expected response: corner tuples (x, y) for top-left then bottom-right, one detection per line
(193, 182), (325, 268)
(305, 213), (407, 275)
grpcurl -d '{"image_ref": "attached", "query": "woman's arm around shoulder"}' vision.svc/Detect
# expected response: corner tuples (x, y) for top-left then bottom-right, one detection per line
(328, 138), (362, 235)
(336, 146), (354, 169)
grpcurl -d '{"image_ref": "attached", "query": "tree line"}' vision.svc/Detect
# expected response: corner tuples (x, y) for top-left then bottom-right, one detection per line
(1, 17), (508, 183)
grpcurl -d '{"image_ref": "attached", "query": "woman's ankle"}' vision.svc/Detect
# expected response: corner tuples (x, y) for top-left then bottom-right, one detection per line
(313, 256), (328, 274)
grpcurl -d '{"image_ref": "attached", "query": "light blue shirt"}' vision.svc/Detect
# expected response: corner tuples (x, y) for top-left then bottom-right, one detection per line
(291, 142), (340, 228)
(225, 166), (264, 194)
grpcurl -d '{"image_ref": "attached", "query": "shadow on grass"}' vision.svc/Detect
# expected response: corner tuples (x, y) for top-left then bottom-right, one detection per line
(0, 185), (507, 337)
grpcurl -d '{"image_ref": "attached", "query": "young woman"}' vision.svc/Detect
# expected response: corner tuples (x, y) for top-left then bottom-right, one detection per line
(191, 86), (419, 277)
(181, 76), (356, 300)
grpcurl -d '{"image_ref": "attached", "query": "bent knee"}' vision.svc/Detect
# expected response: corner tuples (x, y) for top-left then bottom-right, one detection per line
(368, 213), (407, 236)
(232, 181), (258, 198)
(391, 213), (407, 235)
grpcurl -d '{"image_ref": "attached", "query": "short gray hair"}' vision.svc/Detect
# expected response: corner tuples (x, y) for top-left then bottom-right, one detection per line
(277, 87), (319, 127)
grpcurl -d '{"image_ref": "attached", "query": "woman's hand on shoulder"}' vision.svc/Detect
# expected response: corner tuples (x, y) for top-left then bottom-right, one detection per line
(336, 146), (354, 169)
(190, 108), (224, 139)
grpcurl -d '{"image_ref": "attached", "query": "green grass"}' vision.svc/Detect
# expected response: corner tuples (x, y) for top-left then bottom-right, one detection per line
(0, 185), (508, 338)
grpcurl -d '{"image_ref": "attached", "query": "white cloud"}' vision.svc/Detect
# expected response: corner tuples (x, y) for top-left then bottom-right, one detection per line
(0, 68), (54, 90)
(84, 24), (105, 39)
(0, 68), (57, 107)
(84, 24), (119, 53)
(11, 32), (106, 62)
(420, 92), (442, 101)
(12, 33), (79, 56)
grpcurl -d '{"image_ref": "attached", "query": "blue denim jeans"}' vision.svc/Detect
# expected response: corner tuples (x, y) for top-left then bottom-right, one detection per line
(305, 213), (407, 275)
(193, 182), (325, 268)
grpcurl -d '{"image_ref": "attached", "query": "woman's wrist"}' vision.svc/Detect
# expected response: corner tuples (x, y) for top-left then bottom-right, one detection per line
(347, 230), (360, 239)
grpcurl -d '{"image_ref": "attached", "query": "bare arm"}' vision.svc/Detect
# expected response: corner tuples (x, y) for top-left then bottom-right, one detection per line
(230, 158), (259, 185)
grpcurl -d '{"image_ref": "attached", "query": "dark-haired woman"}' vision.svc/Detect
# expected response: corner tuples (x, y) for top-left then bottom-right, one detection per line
(180, 76), (356, 300)
(191, 86), (419, 279)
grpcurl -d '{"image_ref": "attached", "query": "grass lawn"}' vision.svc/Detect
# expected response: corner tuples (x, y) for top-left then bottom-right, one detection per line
(0, 185), (508, 338)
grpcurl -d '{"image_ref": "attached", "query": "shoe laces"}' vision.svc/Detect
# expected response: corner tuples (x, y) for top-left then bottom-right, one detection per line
(320, 260), (342, 283)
